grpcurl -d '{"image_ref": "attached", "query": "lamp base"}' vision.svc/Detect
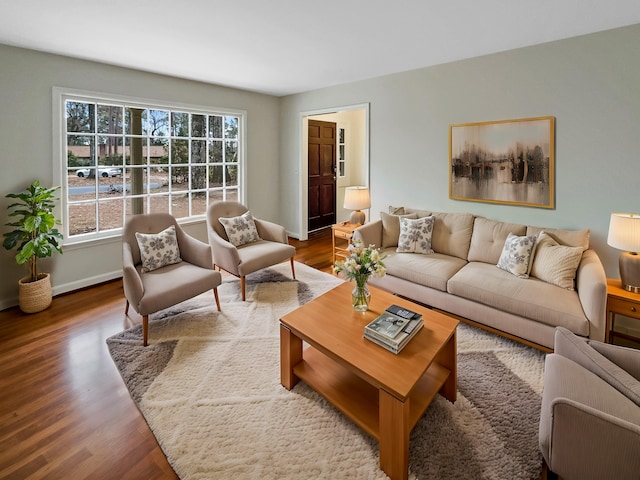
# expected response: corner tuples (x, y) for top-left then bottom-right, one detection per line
(349, 210), (365, 225)
(619, 251), (640, 293)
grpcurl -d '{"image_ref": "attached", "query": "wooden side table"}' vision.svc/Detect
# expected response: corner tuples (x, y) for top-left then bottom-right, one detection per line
(331, 222), (359, 265)
(606, 278), (640, 344)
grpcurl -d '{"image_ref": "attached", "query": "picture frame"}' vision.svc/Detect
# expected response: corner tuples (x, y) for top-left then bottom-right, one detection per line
(449, 116), (555, 209)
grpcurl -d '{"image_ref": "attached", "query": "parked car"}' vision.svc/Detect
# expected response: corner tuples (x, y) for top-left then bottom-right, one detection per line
(76, 167), (122, 178)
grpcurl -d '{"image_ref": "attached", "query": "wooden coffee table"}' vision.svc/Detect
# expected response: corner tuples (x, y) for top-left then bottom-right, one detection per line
(280, 282), (458, 480)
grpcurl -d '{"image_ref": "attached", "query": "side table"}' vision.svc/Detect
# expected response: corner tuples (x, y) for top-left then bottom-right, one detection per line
(331, 222), (360, 265)
(606, 278), (640, 344)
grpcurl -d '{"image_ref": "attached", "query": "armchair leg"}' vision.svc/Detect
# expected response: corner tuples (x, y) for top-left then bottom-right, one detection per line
(290, 257), (296, 279)
(143, 315), (149, 347)
(213, 288), (221, 311)
(241, 276), (246, 301)
(125, 299), (130, 315)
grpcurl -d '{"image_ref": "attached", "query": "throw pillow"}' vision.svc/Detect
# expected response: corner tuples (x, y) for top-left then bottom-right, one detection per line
(388, 206), (405, 215)
(380, 211), (417, 248)
(135, 225), (182, 273)
(219, 211), (260, 247)
(496, 232), (537, 278)
(530, 231), (583, 290)
(396, 216), (435, 254)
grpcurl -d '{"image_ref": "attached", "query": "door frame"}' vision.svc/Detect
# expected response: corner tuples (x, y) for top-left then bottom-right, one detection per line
(299, 103), (370, 241)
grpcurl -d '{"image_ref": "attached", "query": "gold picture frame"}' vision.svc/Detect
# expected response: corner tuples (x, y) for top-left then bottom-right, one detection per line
(449, 116), (555, 209)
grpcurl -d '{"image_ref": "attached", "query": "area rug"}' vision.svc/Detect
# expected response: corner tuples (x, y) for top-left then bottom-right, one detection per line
(107, 262), (546, 479)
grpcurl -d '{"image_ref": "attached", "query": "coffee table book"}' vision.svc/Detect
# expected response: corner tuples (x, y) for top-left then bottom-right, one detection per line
(365, 318), (424, 354)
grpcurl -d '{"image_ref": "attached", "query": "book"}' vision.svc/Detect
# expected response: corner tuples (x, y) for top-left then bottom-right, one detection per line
(364, 311), (411, 340)
(365, 318), (424, 354)
(385, 304), (422, 321)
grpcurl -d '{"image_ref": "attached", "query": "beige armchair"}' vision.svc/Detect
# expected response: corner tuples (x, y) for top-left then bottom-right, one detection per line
(539, 327), (640, 479)
(122, 213), (222, 346)
(206, 201), (295, 300)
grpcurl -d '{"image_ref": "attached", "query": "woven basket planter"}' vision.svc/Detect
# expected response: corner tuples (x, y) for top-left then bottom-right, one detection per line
(18, 273), (53, 314)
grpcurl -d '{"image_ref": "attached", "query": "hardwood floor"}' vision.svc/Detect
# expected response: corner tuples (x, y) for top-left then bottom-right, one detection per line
(0, 228), (334, 479)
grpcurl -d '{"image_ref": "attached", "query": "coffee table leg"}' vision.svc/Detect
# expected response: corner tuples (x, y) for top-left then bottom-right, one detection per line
(379, 389), (410, 480)
(436, 331), (457, 402)
(280, 324), (302, 390)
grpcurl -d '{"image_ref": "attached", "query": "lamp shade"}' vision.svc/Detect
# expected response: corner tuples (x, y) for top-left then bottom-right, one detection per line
(607, 213), (640, 252)
(343, 186), (371, 211)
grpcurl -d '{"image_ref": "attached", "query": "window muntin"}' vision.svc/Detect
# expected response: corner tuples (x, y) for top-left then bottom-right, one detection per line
(62, 96), (243, 240)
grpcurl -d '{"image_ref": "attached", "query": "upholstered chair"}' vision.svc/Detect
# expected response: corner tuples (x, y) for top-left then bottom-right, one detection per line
(206, 201), (296, 300)
(122, 213), (222, 346)
(539, 327), (640, 479)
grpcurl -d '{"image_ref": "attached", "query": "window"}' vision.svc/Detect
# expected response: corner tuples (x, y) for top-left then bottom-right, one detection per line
(337, 126), (347, 178)
(57, 90), (245, 240)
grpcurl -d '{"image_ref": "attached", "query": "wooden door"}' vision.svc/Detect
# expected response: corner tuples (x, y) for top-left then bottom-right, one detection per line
(308, 119), (336, 231)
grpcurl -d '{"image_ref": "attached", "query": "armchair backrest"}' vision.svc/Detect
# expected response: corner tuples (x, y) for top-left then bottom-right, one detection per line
(207, 201), (249, 241)
(123, 213), (179, 265)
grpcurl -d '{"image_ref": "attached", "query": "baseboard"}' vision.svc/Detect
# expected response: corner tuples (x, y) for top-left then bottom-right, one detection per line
(0, 270), (123, 312)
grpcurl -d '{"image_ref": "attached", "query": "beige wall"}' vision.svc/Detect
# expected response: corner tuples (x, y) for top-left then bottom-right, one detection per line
(280, 24), (640, 281)
(0, 44), (280, 309)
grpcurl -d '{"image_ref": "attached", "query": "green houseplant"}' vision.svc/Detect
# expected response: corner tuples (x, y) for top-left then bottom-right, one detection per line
(3, 181), (63, 313)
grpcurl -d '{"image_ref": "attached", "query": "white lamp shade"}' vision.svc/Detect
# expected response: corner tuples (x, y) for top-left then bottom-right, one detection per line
(607, 213), (640, 252)
(343, 186), (371, 210)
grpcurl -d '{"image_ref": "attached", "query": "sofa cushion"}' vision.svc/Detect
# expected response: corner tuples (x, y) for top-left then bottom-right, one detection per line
(496, 232), (538, 278)
(397, 216), (435, 254)
(383, 250), (467, 292)
(555, 327), (640, 407)
(530, 232), (583, 290)
(429, 212), (475, 260)
(448, 262), (589, 335)
(388, 205), (405, 215)
(526, 225), (590, 251)
(380, 211), (418, 248)
(468, 217), (527, 264)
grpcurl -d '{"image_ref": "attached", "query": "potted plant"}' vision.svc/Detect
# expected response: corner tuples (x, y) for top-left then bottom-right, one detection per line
(3, 181), (63, 313)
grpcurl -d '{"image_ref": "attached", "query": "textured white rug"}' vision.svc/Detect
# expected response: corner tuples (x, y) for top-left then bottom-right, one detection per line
(107, 262), (546, 479)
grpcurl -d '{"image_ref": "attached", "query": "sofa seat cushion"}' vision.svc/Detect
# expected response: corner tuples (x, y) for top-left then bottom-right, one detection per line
(447, 262), (589, 335)
(382, 250), (467, 292)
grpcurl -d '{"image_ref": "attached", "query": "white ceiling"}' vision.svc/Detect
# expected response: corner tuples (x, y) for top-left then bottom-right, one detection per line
(2, 1), (640, 96)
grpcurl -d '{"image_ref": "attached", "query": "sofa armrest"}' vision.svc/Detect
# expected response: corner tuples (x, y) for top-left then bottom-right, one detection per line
(575, 249), (607, 342)
(207, 224), (241, 274)
(177, 231), (213, 269)
(353, 220), (383, 249)
(122, 242), (144, 310)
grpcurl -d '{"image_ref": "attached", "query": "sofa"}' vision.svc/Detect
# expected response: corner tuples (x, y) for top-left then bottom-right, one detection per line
(353, 207), (608, 350)
(539, 327), (640, 479)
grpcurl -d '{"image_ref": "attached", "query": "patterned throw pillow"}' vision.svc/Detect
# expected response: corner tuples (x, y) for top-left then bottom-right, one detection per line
(135, 225), (182, 273)
(219, 211), (260, 247)
(496, 232), (537, 278)
(530, 231), (583, 289)
(396, 216), (435, 254)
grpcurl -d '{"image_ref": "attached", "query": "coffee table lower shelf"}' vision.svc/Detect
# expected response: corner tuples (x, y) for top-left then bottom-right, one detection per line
(293, 346), (451, 441)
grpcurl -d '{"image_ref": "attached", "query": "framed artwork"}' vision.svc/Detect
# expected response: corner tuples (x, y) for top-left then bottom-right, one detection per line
(449, 116), (555, 208)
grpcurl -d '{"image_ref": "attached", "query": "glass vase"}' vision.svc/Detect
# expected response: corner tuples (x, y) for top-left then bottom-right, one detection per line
(352, 282), (371, 312)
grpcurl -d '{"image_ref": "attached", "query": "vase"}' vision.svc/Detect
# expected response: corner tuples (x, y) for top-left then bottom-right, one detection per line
(352, 282), (371, 312)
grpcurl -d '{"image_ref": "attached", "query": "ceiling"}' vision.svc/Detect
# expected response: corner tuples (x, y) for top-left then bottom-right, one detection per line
(2, 1), (640, 97)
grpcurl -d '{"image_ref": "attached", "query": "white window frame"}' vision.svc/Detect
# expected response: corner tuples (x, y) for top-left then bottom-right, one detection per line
(52, 87), (247, 245)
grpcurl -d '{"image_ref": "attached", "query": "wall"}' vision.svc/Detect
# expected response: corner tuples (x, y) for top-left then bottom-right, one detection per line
(280, 24), (640, 282)
(0, 44), (280, 309)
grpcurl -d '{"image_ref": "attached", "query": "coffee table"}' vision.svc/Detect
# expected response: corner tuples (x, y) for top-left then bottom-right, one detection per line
(280, 282), (458, 480)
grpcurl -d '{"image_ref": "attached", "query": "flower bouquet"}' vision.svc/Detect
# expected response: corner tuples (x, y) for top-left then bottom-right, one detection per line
(334, 239), (386, 311)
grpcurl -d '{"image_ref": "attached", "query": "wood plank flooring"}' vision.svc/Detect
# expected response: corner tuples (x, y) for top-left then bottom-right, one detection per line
(0, 227), (333, 479)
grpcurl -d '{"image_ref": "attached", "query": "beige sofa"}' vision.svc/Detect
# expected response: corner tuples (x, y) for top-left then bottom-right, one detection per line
(353, 207), (607, 350)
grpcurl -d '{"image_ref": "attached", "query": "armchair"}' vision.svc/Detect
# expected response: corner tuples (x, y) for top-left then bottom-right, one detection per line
(539, 327), (640, 479)
(122, 213), (222, 346)
(206, 201), (295, 300)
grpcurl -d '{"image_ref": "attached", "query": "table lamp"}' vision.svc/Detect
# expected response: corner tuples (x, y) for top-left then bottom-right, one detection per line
(607, 212), (640, 293)
(343, 186), (370, 225)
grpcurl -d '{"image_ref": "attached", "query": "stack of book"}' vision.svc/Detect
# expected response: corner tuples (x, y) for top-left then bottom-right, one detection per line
(364, 304), (423, 354)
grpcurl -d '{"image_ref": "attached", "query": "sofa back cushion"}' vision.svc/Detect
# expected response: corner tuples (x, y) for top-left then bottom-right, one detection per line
(526, 225), (590, 251)
(467, 217), (527, 264)
(428, 212), (475, 260)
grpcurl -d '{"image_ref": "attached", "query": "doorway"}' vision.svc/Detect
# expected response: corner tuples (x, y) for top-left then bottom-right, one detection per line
(307, 119), (337, 231)
(300, 103), (369, 240)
